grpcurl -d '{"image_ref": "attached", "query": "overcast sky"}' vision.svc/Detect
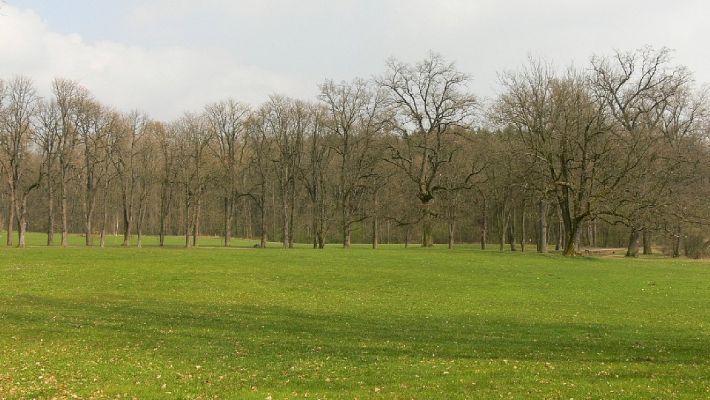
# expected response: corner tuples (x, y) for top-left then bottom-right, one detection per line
(1, 0), (708, 120)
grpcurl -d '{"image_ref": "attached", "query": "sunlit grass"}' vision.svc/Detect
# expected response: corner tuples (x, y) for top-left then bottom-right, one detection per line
(1, 232), (709, 398)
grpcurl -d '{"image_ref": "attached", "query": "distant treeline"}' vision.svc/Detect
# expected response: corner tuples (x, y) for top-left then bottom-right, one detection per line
(1, 47), (708, 256)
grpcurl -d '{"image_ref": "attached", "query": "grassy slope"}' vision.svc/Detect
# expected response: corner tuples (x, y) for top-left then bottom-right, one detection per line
(1, 233), (709, 399)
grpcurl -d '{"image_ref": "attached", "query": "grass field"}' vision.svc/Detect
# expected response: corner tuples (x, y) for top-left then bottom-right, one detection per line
(1, 233), (709, 399)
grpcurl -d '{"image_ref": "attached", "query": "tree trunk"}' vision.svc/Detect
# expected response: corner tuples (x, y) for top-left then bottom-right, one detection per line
(100, 193), (108, 248)
(244, 199), (252, 239)
(224, 196), (233, 247)
(562, 223), (581, 256)
(184, 198), (191, 248)
(122, 195), (131, 247)
(499, 214), (508, 252)
(672, 227), (681, 258)
(6, 202), (14, 247)
(509, 209), (517, 252)
(312, 209), (318, 249)
(259, 202), (267, 248)
(625, 227), (641, 258)
(288, 183), (296, 249)
(421, 201), (434, 247)
(537, 199), (547, 253)
(520, 204), (526, 253)
(317, 198), (326, 249)
(343, 228), (351, 248)
(448, 221), (454, 249)
(642, 230), (652, 255)
(159, 211), (166, 247)
(372, 192), (379, 249)
(85, 215), (93, 247)
(192, 199), (201, 247)
(372, 218), (379, 249)
(556, 212), (563, 251)
(282, 192), (289, 248)
(17, 198), (28, 248)
(47, 182), (55, 246)
(61, 177), (69, 247)
(480, 198), (487, 250)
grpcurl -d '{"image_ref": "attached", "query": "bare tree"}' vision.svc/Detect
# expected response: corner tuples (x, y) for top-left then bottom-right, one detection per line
(155, 121), (177, 247)
(205, 99), (250, 247)
(35, 99), (62, 245)
(378, 53), (478, 246)
(76, 100), (114, 246)
(297, 105), (333, 248)
(53, 78), (87, 247)
(590, 47), (693, 257)
(320, 78), (390, 247)
(109, 111), (149, 246)
(0, 77), (41, 247)
(174, 113), (212, 247)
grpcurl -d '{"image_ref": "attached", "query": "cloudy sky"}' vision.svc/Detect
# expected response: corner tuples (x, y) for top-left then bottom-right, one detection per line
(1, 0), (708, 120)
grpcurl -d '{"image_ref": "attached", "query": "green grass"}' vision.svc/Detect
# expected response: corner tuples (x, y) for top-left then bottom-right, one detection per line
(1, 233), (709, 399)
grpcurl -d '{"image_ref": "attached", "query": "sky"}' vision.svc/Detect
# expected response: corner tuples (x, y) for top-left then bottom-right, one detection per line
(1, 0), (708, 120)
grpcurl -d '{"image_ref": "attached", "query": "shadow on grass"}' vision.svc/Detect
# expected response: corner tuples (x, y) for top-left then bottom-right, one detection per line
(4, 294), (707, 366)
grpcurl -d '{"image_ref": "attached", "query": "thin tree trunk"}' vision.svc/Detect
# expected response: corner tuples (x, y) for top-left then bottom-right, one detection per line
(448, 221), (455, 249)
(537, 199), (547, 253)
(371, 191), (378, 249)
(281, 190), (289, 248)
(520, 202), (526, 253)
(184, 197), (191, 248)
(224, 196), (233, 247)
(85, 209), (94, 247)
(480, 198), (487, 250)
(6, 202), (14, 247)
(556, 211), (563, 251)
(509, 209), (517, 252)
(312, 201), (318, 249)
(61, 176), (69, 247)
(47, 182), (55, 246)
(192, 199), (201, 247)
(122, 188), (131, 246)
(499, 213), (508, 252)
(288, 183), (296, 249)
(372, 216), (379, 249)
(259, 203), (267, 248)
(100, 191), (108, 248)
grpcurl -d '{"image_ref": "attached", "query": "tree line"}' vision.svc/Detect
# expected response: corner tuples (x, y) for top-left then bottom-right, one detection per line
(1, 47), (709, 256)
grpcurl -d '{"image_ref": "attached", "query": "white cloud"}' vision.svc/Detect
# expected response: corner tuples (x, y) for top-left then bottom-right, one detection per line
(0, 4), (313, 120)
(2, 1), (708, 119)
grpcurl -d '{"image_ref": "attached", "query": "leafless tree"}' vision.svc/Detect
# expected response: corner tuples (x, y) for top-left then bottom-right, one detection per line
(378, 53), (478, 246)
(35, 99), (62, 245)
(205, 99), (250, 247)
(320, 78), (390, 247)
(53, 78), (87, 247)
(0, 77), (41, 247)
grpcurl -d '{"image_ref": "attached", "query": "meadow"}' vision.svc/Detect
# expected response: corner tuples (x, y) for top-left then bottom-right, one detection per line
(1, 233), (709, 399)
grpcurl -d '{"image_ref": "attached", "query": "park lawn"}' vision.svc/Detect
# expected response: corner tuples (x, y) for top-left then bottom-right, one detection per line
(1, 234), (709, 399)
